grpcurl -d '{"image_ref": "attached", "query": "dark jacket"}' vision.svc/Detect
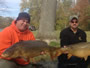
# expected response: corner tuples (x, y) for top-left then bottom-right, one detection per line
(58, 27), (87, 68)
(60, 27), (87, 47)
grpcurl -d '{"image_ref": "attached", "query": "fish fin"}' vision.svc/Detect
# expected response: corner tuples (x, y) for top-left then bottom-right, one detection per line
(21, 57), (28, 62)
(84, 57), (88, 61)
(51, 49), (62, 60)
(67, 54), (72, 59)
(54, 51), (62, 58)
(23, 58), (28, 62)
(31, 58), (36, 64)
(49, 52), (55, 60)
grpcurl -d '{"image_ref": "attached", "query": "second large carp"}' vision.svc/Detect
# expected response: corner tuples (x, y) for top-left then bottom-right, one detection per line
(60, 42), (90, 61)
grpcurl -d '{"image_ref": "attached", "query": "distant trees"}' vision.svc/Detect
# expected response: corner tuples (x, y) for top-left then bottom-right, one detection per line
(0, 16), (13, 28)
(56, 0), (73, 30)
(72, 0), (90, 30)
(20, 0), (74, 31)
(20, 0), (90, 32)
(0, 0), (13, 28)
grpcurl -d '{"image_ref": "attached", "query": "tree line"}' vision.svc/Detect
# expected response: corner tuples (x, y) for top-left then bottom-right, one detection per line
(20, 0), (90, 31)
(0, 16), (13, 28)
(1, 0), (90, 31)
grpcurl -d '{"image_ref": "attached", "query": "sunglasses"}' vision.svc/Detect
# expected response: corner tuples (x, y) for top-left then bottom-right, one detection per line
(71, 21), (78, 23)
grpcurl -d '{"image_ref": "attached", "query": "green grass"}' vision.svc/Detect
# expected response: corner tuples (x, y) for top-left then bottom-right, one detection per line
(49, 41), (60, 47)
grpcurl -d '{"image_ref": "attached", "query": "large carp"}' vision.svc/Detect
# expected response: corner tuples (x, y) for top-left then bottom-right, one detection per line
(1, 40), (61, 62)
(60, 42), (90, 61)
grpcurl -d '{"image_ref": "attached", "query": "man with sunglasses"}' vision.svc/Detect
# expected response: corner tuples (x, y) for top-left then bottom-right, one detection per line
(58, 16), (87, 68)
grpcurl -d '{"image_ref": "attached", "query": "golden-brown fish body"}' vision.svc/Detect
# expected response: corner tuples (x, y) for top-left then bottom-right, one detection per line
(1, 40), (61, 62)
(60, 42), (90, 61)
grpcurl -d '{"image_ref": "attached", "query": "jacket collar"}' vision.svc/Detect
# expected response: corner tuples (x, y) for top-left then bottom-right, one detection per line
(68, 27), (81, 34)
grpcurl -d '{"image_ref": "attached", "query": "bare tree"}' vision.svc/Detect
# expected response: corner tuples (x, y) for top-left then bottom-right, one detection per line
(37, 0), (57, 39)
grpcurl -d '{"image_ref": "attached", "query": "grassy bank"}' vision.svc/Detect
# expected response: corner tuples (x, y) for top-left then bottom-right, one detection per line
(33, 30), (90, 46)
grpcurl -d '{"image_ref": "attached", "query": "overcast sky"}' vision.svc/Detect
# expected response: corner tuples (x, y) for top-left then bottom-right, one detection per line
(0, 0), (21, 18)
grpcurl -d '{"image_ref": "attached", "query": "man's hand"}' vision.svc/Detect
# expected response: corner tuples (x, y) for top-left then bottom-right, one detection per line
(40, 51), (46, 55)
(63, 45), (67, 48)
(63, 45), (68, 54)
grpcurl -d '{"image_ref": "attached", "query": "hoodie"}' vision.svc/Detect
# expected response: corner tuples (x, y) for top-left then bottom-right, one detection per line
(0, 20), (35, 65)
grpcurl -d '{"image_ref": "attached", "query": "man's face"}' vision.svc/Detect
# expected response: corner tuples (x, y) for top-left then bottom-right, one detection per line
(16, 19), (30, 32)
(69, 19), (79, 29)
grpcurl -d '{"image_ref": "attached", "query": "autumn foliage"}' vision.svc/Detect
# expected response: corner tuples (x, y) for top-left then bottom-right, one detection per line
(72, 0), (90, 30)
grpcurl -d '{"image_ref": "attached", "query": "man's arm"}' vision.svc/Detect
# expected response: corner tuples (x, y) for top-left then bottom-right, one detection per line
(60, 31), (69, 47)
(81, 31), (87, 42)
(0, 28), (12, 57)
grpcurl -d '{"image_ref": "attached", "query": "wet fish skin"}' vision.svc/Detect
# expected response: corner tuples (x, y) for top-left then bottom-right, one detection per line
(1, 40), (62, 62)
(60, 42), (90, 61)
